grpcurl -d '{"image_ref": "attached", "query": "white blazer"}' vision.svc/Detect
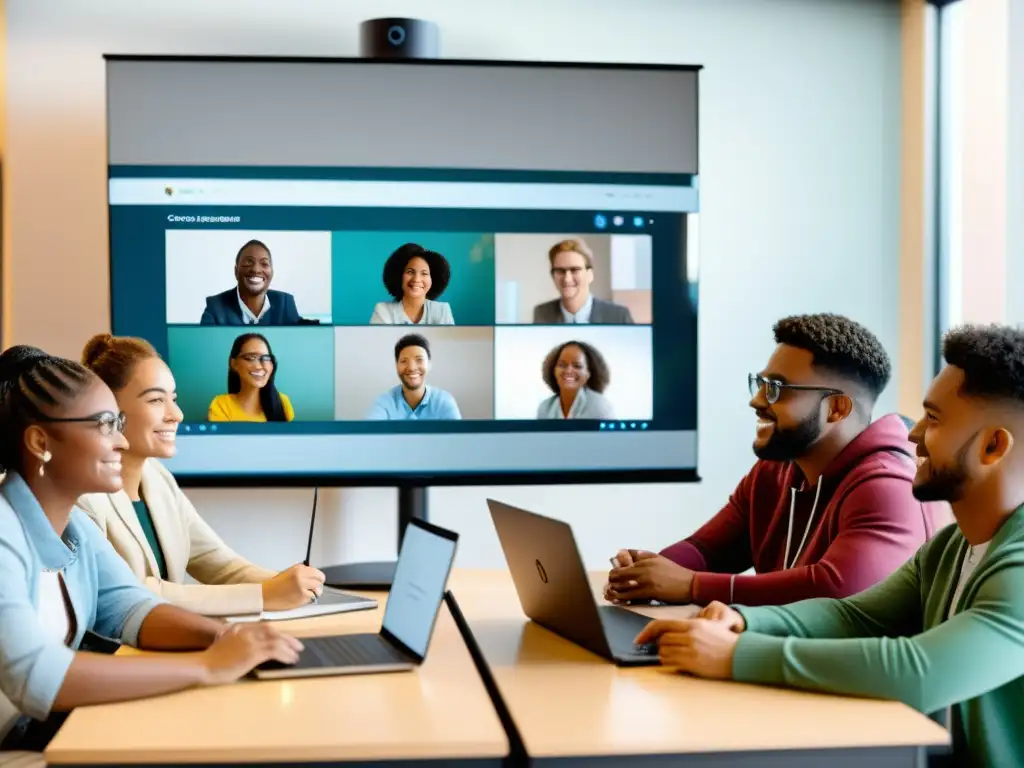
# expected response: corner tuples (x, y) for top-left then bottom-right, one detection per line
(369, 299), (454, 325)
(77, 460), (275, 617)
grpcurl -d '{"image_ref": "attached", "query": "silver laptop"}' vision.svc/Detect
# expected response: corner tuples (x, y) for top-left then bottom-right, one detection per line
(252, 518), (458, 680)
(487, 499), (658, 666)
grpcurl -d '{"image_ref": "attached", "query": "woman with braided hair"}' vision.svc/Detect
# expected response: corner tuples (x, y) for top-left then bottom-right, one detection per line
(0, 346), (302, 753)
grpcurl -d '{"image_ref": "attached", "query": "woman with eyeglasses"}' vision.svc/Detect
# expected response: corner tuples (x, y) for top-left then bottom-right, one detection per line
(0, 345), (302, 754)
(77, 334), (325, 618)
(207, 333), (294, 422)
(536, 340), (615, 420)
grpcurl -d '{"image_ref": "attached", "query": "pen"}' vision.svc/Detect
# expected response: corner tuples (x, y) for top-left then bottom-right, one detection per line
(609, 556), (620, 568)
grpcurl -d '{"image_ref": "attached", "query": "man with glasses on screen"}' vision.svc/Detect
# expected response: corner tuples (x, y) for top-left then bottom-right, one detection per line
(606, 313), (950, 607)
(532, 239), (634, 324)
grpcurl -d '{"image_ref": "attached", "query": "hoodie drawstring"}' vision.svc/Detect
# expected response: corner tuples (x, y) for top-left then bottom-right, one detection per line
(784, 480), (823, 570)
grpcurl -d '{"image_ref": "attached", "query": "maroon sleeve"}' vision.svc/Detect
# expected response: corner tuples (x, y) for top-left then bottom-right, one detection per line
(692, 476), (925, 607)
(659, 471), (754, 573)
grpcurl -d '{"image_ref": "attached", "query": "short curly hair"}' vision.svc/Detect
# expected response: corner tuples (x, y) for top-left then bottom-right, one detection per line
(773, 313), (891, 401)
(382, 243), (451, 302)
(942, 324), (1024, 403)
(395, 333), (431, 361)
(541, 341), (611, 395)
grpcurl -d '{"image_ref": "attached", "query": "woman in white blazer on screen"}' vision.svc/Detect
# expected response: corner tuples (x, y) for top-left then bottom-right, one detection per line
(76, 334), (326, 617)
(369, 243), (455, 325)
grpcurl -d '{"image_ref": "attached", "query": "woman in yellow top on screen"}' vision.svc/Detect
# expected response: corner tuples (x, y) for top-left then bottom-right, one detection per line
(208, 333), (294, 422)
(370, 243), (455, 325)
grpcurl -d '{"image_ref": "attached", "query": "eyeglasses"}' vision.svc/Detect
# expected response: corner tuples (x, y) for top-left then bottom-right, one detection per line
(551, 267), (589, 278)
(36, 410), (127, 436)
(237, 353), (274, 364)
(748, 373), (843, 405)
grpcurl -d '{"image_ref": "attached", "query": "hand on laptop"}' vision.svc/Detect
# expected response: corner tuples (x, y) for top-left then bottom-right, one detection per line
(262, 564), (327, 610)
(697, 601), (746, 633)
(633, 619), (738, 680)
(200, 624), (304, 685)
(605, 551), (694, 604)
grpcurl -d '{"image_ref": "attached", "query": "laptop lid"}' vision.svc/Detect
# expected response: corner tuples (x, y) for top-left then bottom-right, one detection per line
(379, 517), (459, 663)
(486, 499), (613, 658)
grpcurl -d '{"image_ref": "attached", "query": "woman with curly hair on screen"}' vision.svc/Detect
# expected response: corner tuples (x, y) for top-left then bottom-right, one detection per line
(369, 243), (455, 325)
(537, 340), (615, 420)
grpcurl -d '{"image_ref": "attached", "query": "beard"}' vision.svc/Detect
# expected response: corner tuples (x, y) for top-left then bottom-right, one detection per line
(912, 433), (976, 503)
(754, 411), (822, 462)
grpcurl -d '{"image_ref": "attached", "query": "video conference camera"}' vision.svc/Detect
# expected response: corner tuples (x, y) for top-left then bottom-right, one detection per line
(359, 18), (440, 60)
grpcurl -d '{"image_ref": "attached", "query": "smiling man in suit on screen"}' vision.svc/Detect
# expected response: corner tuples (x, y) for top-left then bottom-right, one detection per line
(532, 238), (634, 325)
(200, 239), (302, 326)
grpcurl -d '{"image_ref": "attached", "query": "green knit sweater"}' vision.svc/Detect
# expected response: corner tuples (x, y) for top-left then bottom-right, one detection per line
(732, 507), (1024, 768)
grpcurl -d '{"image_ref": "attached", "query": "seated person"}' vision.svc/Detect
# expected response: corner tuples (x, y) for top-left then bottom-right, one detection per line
(78, 334), (325, 617)
(607, 313), (949, 606)
(370, 243), (455, 325)
(0, 345), (300, 752)
(536, 341), (615, 420)
(367, 334), (461, 420)
(208, 333), (294, 422)
(533, 238), (634, 324)
(200, 239), (301, 326)
(635, 325), (1024, 768)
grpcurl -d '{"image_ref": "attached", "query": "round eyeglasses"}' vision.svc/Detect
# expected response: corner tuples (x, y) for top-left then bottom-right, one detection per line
(748, 373), (843, 405)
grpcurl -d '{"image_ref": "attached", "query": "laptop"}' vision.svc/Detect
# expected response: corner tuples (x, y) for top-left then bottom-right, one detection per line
(487, 499), (659, 666)
(251, 517), (458, 680)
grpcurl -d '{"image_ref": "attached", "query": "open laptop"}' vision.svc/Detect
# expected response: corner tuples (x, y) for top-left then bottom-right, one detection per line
(487, 499), (659, 667)
(251, 517), (458, 680)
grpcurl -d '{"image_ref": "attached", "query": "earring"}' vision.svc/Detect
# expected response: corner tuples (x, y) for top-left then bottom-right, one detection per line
(38, 450), (51, 477)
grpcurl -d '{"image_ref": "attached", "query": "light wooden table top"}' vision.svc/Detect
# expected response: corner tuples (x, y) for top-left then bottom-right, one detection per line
(447, 569), (951, 759)
(44, 591), (508, 765)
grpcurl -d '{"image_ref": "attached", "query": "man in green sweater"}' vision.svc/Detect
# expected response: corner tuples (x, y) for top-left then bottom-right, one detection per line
(636, 324), (1024, 767)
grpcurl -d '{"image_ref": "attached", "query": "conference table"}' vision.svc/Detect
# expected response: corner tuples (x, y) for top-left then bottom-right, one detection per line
(45, 569), (950, 767)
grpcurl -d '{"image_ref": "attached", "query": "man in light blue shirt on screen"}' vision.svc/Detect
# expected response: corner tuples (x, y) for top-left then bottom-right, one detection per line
(366, 334), (462, 421)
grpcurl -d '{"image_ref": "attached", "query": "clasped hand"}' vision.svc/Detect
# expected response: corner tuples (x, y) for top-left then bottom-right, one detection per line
(632, 601), (747, 680)
(604, 549), (695, 604)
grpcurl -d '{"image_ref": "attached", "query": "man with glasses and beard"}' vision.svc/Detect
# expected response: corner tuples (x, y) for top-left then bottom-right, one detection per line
(606, 313), (949, 607)
(633, 324), (1024, 768)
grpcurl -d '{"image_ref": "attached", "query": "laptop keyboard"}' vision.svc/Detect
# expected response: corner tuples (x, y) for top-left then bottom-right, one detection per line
(259, 633), (409, 670)
(598, 606), (658, 656)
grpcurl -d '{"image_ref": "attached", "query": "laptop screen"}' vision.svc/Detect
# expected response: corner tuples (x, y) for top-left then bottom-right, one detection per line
(381, 522), (458, 657)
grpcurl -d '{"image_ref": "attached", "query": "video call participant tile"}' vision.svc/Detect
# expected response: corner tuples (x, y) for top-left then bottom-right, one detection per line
(493, 325), (653, 421)
(494, 233), (652, 325)
(331, 231), (496, 326)
(165, 230), (333, 326)
(167, 326), (335, 423)
(333, 326), (495, 421)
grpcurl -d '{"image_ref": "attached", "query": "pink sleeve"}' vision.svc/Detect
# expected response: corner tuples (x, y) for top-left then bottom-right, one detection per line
(692, 477), (926, 607)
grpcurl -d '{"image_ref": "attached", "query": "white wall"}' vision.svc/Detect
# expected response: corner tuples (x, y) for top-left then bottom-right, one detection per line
(4, 0), (903, 572)
(1008, 0), (1024, 326)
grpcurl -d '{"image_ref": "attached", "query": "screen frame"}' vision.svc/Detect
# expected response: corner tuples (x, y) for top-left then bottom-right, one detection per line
(104, 54), (702, 489)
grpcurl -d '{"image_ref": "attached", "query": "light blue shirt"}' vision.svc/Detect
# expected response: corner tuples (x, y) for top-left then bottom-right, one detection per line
(559, 294), (594, 324)
(367, 385), (462, 421)
(536, 387), (615, 420)
(0, 473), (165, 732)
(237, 287), (270, 325)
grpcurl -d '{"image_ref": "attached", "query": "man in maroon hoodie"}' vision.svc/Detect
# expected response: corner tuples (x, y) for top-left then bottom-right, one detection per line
(606, 313), (950, 607)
